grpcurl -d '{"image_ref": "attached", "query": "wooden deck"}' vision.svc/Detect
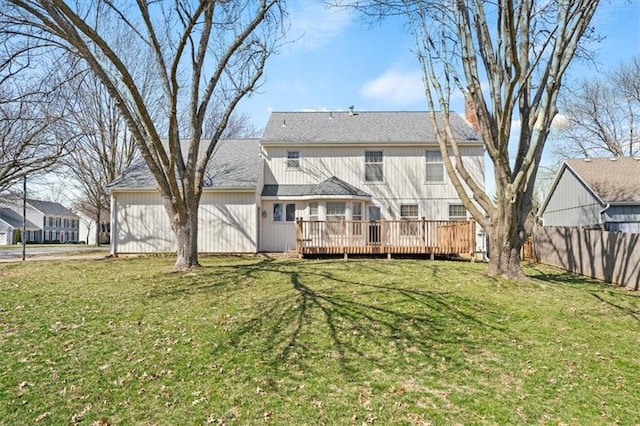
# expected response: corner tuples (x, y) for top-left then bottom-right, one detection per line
(295, 218), (476, 258)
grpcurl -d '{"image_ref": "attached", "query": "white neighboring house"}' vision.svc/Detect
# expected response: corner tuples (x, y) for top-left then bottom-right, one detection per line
(76, 210), (111, 245)
(1, 199), (80, 244)
(108, 111), (485, 255)
(0, 207), (40, 245)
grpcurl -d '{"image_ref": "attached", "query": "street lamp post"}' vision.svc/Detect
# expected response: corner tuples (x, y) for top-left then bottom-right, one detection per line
(22, 175), (26, 261)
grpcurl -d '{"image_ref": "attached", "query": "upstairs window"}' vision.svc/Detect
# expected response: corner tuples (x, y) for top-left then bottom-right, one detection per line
(365, 151), (384, 182)
(425, 150), (445, 183)
(286, 151), (301, 169)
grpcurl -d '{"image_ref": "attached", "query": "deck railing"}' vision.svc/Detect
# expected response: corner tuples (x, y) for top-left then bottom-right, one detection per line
(295, 218), (475, 257)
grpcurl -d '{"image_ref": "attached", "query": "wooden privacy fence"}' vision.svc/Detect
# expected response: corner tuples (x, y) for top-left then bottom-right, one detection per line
(295, 218), (475, 258)
(532, 226), (640, 290)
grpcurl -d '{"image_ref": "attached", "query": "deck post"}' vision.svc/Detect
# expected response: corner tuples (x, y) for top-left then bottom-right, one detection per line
(295, 218), (302, 255)
(421, 217), (426, 252)
(380, 218), (386, 254)
(340, 217), (345, 255)
(469, 219), (476, 262)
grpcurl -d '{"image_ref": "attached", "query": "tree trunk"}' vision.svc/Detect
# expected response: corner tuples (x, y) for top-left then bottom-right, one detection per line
(486, 201), (528, 280)
(171, 197), (200, 271)
(95, 205), (101, 247)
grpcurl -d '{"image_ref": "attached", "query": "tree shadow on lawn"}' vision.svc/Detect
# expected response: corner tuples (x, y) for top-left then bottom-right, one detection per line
(527, 264), (640, 324)
(150, 258), (514, 380)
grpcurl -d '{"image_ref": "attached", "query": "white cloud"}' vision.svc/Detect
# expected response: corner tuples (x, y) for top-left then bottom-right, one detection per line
(551, 114), (570, 129)
(360, 69), (424, 106)
(286, 3), (352, 51)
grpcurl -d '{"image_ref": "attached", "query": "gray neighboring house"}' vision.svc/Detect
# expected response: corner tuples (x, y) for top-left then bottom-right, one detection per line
(539, 157), (640, 233)
(0, 208), (40, 245)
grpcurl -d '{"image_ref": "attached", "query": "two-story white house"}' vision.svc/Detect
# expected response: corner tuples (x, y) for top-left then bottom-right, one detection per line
(108, 111), (485, 256)
(2, 198), (80, 244)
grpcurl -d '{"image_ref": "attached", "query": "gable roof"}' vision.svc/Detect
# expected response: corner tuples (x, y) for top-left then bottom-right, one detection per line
(565, 157), (640, 204)
(262, 176), (371, 198)
(27, 199), (78, 218)
(109, 139), (261, 190)
(0, 208), (40, 230)
(261, 111), (481, 144)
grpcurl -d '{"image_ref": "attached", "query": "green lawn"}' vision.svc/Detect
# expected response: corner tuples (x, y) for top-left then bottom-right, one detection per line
(1, 256), (639, 425)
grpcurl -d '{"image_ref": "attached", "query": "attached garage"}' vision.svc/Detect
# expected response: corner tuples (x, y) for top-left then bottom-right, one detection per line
(109, 139), (262, 255)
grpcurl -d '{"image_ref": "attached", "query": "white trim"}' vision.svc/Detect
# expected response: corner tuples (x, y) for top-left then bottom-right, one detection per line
(110, 187), (257, 194)
(261, 141), (484, 148)
(261, 194), (371, 201)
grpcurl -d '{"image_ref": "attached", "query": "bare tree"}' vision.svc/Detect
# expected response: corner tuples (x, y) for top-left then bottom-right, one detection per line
(54, 24), (161, 246)
(0, 85), (75, 194)
(342, 0), (599, 279)
(553, 56), (640, 159)
(2, 0), (285, 269)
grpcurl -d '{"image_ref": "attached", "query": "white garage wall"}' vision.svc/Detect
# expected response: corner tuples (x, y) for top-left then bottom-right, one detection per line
(111, 190), (257, 254)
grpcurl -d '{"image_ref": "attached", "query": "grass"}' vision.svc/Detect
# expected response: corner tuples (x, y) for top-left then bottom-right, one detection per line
(1, 256), (639, 425)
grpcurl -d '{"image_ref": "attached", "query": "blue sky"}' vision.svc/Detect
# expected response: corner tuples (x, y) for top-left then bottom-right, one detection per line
(238, 1), (640, 195)
(243, 1), (640, 128)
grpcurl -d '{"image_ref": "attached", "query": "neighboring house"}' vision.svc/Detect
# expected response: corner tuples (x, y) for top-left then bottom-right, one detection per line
(109, 111), (485, 255)
(4, 199), (80, 243)
(539, 157), (640, 233)
(0, 208), (40, 245)
(76, 210), (111, 245)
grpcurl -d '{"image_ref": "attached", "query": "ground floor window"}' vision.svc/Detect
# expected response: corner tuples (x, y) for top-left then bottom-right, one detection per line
(309, 202), (319, 235)
(352, 202), (363, 235)
(326, 202), (346, 234)
(274, 203), (296, 222)
(400, 204), (419, 235)
(448, 204), (467, 220)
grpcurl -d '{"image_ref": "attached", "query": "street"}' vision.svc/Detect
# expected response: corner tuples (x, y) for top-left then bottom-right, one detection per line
(0, 245), (109, 262)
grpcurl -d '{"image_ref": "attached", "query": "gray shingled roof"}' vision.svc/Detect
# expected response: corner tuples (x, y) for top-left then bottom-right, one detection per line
(262, 176), (371, 198)
(566, 157), (640, 204)
(27, 199), (78, 218)
(0, 208), (40, 229)
(261, 111), (480, 144)
(109, 139), (261, 190)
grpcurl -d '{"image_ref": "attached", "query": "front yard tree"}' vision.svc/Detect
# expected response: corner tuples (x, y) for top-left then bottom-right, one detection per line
(2, 0), (285, 269)
(345, 0), (599, 279)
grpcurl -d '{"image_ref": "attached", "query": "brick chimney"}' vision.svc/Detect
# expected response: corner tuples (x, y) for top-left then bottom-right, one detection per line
(465, 95), (481, 132)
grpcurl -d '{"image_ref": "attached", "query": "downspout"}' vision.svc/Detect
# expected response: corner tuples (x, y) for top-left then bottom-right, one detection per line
(599, 203), (611, 230)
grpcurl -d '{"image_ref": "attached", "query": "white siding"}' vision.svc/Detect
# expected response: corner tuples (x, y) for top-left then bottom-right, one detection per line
(199, 192), (258, 253)
(260, 200), (299, 252)
(262, 144), (484, 220)
(112, 191), (257, 254)
(542, 168), (603, 227)
(0, 227), (11, 245)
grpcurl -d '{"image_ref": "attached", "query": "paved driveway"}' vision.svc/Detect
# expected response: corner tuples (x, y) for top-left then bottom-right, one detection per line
(0, 245), (109, 262)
